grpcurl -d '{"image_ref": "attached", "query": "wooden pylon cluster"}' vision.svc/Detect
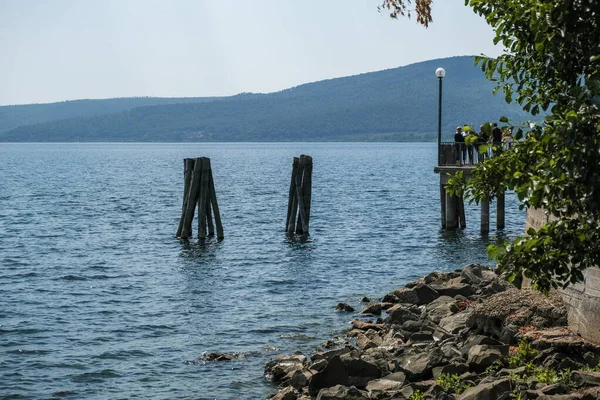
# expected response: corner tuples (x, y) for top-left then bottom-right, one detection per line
(286, 155), (313, 235)
(176, 157), (223, 240)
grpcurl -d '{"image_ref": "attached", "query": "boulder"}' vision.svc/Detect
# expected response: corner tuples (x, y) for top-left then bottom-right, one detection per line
(397, 347), (445, 380)
(458, 378), (511, 400)
(460, 264), (485, 285)
(311, 347), (352, 362)
(341, 353), (382, 388)
(439, 310), (472, 334)
(288, 368), (315, 390)
(336, 302), (355, 312)
(425, 296), (458, 323)
(467, 345), (508, 371)
(570, 371), (600, 388)
(359, 303), (382, 316)
(401, 320), (423, 332)
(265, 353), (307, 383)
(351, 320), (384, 331)
(539, 383), (570, 395)
(431, 277), (475, 298)
(409, 332), (434, 344)
(389, 284), (440, 305)
(308, 356), (348, 396)
(315, 385), (369, 400)
(386, 304), (419, 324)
(270, 386), (300, 400)
(460, 335), (503, 356)
(365, 372), (406, 392)
(432, 363), (468, 379)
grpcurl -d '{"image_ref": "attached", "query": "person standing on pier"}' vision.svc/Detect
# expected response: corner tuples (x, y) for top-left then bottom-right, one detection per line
(454, 126), (465, 164)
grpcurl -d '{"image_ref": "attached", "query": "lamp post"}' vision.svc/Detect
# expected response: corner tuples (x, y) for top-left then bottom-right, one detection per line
(435, 67), (446, 166)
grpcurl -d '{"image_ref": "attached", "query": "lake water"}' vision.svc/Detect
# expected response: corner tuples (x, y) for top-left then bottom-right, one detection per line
(0, 143), (525, 399)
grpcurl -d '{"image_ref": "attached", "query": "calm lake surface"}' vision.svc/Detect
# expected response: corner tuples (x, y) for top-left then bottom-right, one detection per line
(0, 143), (525, 399)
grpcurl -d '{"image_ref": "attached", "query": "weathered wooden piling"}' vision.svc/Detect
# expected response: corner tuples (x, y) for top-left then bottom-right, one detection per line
(286, 154), (313, 235)
(177, 157), (223, 240)
(458, 195), (466, 229)
(497, 191), (505, 229)
(176, 158), (195, 238)
(481, 197), (490, 234)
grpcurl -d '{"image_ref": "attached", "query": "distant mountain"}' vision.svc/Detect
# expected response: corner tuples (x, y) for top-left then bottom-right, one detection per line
(0, 97), (221, 133)
(0, 56), (533, 142)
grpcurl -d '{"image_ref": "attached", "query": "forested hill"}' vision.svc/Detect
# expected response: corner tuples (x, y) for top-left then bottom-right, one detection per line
(0, 97), (221, 133)
(0, 56), (532, 142)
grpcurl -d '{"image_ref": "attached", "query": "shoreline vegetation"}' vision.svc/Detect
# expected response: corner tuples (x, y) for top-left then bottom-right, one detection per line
(263, 264), (600, 400)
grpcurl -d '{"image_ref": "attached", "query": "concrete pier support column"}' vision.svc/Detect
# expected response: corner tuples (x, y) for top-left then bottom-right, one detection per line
(481, 197), (490, 234)
(497, 191), (505, 229)
(446, 192), (458, 229)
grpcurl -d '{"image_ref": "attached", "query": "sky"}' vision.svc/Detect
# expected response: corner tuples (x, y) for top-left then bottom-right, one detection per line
(0, 0), (502, 106)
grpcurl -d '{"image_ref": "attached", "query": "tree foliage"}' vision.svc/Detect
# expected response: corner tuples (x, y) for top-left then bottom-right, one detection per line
(387, 0), (600, 292)
(379, 0), (433, 27)
(456, 0), (600, 293)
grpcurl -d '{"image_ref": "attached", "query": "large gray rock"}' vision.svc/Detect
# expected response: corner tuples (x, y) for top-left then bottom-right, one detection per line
(460, 264), (485, 285)
(359, 303), (382, 316)
(335, 302), (355, 312)
(439, 310), (472, 334)
(270, 386), (299, 400)
(265, 353), (307, 383)
(570, 371), (600, 388)
(458, 378), (511, 400)
(389, 284), (440, 305)
(432, 363), (468, 379)
(425, 296), (458, 324)
(341, 353), (382, 388)
(288, 368), (316, 390)
(316, 385), (369, 400)
(467, 345), (508, 371)
(431, 277), (475, 298)
(386, 304), (419, 324)
(460, 335), (503, 356)
(365, 372), (406, 392)
(397, 348), (445, 380)
(308, 356), (349, 396)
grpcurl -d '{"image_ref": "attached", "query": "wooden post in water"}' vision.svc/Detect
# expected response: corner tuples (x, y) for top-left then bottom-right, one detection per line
(301, 155), (313, 233)
(458, 195), (466, 229)
(181, 158), (203, 238)
(481, 197), (490, 234)
(197, 158), (211, 239)
(497, 191), (505, 230)
(177, 157), (224, 240)
(286, 154), (313, 235)
(286, 157), (300, 233)
(176, 158), (195, 238)
(208, 172), (224, 239)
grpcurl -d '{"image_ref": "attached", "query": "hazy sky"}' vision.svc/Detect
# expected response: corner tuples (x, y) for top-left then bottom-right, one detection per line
(0, 0), (501, 106)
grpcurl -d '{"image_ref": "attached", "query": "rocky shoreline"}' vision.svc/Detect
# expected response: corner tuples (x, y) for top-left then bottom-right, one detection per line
(264, 264), (600, 400)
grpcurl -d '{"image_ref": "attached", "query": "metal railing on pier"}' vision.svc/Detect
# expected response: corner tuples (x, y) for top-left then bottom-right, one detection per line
(438, 142), (497, 167)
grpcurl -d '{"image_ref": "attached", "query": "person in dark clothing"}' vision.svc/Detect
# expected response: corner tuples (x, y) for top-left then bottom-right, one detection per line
(454, 126), (465, 164)
(491, 122), (503, 156)
(478, 124), (490, 161)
